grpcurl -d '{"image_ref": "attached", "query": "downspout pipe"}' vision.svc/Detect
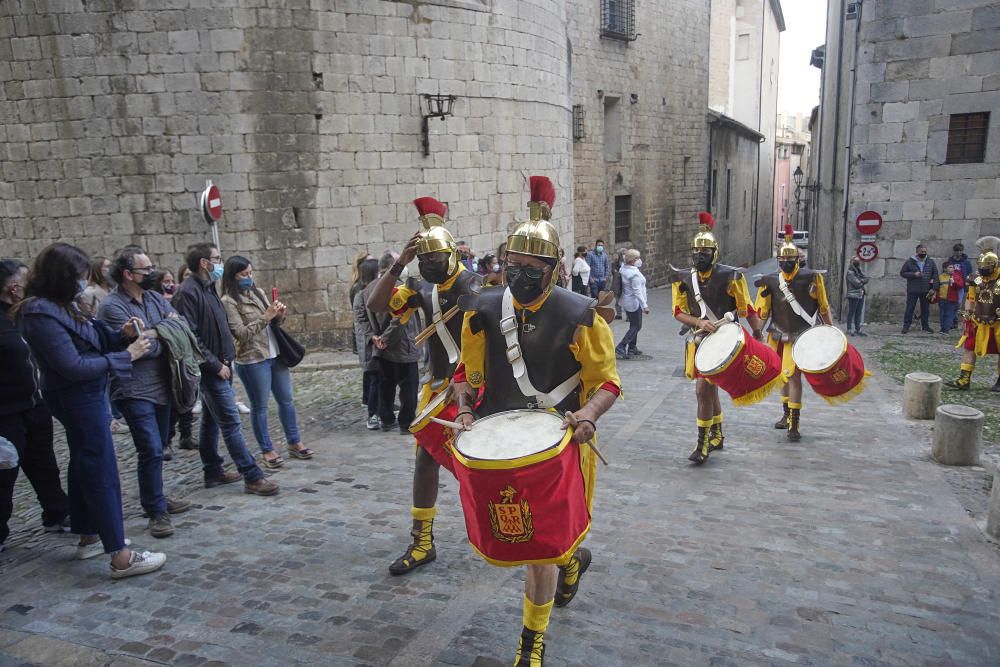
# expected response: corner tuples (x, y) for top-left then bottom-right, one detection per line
(837, 0), (862, 320)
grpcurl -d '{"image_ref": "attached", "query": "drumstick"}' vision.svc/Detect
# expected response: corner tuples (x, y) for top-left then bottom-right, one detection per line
(414, 305), (461, 346)
(563, 411), (609, 466)
(429, 415), (471, 431)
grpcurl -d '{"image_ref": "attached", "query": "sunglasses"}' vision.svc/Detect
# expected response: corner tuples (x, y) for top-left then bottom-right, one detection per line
(505, 264), (546, 281)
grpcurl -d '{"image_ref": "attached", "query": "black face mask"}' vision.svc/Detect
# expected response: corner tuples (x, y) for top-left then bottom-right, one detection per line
(138, 273), (157, 292)
(693, 254), (713, 272)
(981, 266), (996, 277)
(916, 253), (927, 260)
(506, 264), (547, 304)
(779, 261), (798, 274)
(418, 258), (450, 284)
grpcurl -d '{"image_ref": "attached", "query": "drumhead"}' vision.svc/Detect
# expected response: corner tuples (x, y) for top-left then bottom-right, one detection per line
(456, 410), (566, 461)
(792, 326), (847, 372)
(694, 322), (744, 374)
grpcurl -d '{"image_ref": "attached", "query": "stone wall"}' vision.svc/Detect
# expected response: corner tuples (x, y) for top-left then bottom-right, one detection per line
(567, 0), (710, 285)
(0, 0), (572, 345)
(709, 118), (761, 266)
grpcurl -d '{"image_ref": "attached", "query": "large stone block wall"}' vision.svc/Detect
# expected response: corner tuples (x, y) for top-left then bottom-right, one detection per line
(0, 0), (572, 345)
(567, 0), (710, 286)
(814, 0), (999, 318)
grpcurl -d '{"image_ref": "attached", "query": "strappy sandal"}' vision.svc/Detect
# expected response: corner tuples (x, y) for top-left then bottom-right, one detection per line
(261, 454), (284, 469)
(287, 443), (313, 460)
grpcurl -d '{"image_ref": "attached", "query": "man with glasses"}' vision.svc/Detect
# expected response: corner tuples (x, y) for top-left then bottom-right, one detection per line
(99, 246), (193, 538)
(172, 243), (278, 497)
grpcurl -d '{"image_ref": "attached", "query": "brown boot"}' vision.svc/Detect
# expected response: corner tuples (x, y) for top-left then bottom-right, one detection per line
(787, 408), (801, 442)
(688, 426), (712, 464)
(244, 478), (280, 496)
(204, 470), (241, 488)
(774, 403), (790, 429)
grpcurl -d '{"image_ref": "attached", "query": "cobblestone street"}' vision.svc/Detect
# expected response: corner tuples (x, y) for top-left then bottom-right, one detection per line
(2, 288), (999, 666)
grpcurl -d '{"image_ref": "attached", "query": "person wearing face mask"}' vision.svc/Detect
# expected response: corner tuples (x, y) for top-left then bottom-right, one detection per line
(571, 245), (591, 295)
(615, 249), (649, 360)
(671, 212), (761, 463)
(98, 246), (192, 538)
(365, 196), (484, 576)
(220, 256), (310, 469)
(946, 236), (1000, 392)
(14, 243), (165, 578)
(0, 259), (70, 553)
(585, 238), (611, 298)
(845, 255), (869, 336)
(753, 226), (834, 442)
(172, 243), (279, 497)
(451, 176), (621, 666)
(948, 243), (974, 330)
(899, 243), (939, 334)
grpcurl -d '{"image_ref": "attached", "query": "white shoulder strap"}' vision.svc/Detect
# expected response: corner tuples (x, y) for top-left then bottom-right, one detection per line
(500, 288), (581, 409)
(431, 285), (460, 364)
(690, 269), (718, 321)
(777, 273), (816, 327)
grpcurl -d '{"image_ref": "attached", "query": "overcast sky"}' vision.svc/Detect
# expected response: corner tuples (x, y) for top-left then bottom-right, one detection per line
(778, 0), (828, 115)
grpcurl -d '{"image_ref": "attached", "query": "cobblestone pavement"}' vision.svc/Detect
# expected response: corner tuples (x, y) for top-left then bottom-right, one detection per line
(2, 288), (999, 666)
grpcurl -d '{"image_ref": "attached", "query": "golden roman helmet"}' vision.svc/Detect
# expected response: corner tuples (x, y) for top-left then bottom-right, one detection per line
(506, 175), (560, 261)
(777, 224), (798, 259)
(976, 235), (1000, 278)
(692, 211), (719, 264)
(413, 197), (459, 275)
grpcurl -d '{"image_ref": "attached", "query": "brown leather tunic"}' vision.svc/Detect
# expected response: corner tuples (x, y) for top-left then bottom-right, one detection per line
(673, 265), (740, 319)
(404, 269), (483, 380)
(972, 276), (1000, 324)
(755, 269), (820, 339)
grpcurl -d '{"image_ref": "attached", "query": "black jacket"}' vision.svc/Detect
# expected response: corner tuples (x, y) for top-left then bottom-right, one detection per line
(900, 257), (938, 295)
(171, 274), (236, 375)
(0, 301), (40, 416)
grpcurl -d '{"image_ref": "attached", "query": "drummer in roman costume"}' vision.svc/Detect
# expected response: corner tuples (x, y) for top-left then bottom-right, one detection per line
(946, 236), (1000, 392)
(670, 211), (765, 464)
(752, 225), (834, 441)
(451, 176), (621, 666)
(366, 196), (483, 576)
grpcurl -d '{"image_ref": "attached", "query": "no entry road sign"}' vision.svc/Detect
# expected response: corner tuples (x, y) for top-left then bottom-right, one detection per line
(200, 182), (222, 224)
(855, 210), (882, 235)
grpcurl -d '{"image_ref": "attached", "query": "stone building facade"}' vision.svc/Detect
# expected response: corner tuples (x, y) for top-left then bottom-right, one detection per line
(812, 0), (1000, 318)
(567, 0), (711, 284)
(0, 0), (574, 345)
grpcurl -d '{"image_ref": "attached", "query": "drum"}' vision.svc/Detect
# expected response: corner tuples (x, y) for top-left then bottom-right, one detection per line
(408, 389), (458, 474)
(694, 322), (783, 405)
(452, 410), (590, 567)
(792, 325), (869, 403)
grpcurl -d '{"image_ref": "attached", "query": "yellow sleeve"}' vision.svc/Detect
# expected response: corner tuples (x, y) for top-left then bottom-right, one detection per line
(569, 315), (622, 402)
(753, 286), (771, 320)
(671, 282), (690, 316)
(459, 310), (486, 387)
(388, 284), (419, 325)
(728, 274), (752, 318)
(967, 284), (977, 305)
(812, 273), (830, 314)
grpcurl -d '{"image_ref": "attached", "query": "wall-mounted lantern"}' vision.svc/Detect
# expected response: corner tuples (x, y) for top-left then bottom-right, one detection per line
(421, 94), (457, 157)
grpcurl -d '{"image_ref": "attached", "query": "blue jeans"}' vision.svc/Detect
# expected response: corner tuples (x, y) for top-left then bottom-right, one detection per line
(846, 296), (864, 332)
(118, 399), (169, 516)
(43, 378), (127, 554)
(235, 358), (301, 454)
(939, 301), (959, 333)
(199, 371), (263, 482)
(590, 278), (606, 298)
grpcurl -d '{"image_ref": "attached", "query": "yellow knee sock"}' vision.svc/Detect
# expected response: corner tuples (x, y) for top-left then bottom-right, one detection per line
(523, 596), (553, 633)
(696, 417), (713, 428)
(781, 395), (789, 405)
(788, 402), (802, 410)
(961, 362), (974, 372)
(712, 412), (723, 425)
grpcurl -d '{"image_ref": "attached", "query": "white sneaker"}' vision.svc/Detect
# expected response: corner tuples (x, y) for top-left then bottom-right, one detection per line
(236, 401), (250, 414)
(110, 550), (166, 579)
(193, 401), (202, 415)
(110, 419), (130, 434)
(366, 415), (381, 431)
(75, 537), (130, 560)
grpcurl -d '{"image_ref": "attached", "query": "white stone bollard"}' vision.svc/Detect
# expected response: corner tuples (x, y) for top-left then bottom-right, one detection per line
(903, 372), (941, 420)
(988, 471), (1000, 541)
(931, 404), (983, 466)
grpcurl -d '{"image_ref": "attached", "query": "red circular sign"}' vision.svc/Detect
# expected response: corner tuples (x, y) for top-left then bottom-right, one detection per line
(201, 184), (222, 222)
(856, 242), (878, 262)
(855, 210), (882, 235)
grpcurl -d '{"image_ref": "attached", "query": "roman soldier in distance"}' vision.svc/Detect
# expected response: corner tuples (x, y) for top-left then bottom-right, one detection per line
(946, 236), (1000, 392)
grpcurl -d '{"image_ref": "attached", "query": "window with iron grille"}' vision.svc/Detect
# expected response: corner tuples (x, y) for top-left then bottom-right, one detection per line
(601, 0), (636, 42)
(614, 195), (632, 242)
(572, 104), (585, 141)
(946, 112), (989, 164)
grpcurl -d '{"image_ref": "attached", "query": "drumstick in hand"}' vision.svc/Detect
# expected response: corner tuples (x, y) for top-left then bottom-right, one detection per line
(429, 415), (471, 431)
(563, 411), (609, 466)
(414, 305), (461, 346)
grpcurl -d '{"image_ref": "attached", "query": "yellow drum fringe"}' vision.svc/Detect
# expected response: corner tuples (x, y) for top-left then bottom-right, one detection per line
(816, 370), (872, 405)
(730, 372), (786, 407)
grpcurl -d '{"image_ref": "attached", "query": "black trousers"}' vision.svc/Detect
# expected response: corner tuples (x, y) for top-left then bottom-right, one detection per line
(903, 293), (931, 331)
(377, 359), (418, 430)
(616, 308), (643, 353)
(0, 404), (69, 544)
(167, 406), (195, 444)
